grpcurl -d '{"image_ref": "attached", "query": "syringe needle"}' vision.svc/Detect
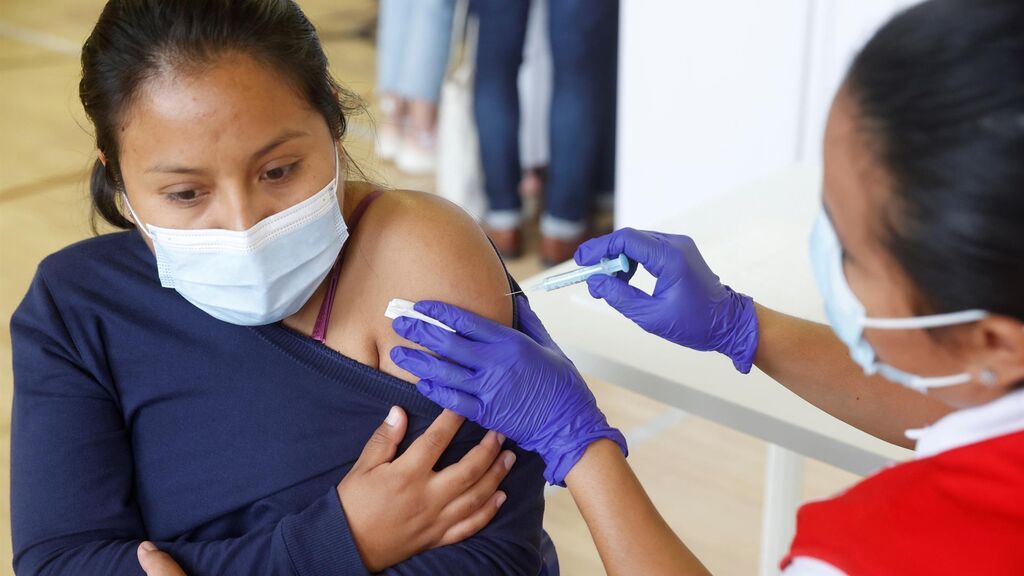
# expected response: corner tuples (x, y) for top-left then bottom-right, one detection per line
(505, 289), (526, 296)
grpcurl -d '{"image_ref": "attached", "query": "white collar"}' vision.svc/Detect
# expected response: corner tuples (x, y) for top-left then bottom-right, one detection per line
(906, 387), (1024, 459)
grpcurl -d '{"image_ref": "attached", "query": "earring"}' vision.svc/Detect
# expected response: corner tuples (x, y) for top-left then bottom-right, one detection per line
(979, 368), (998, 386)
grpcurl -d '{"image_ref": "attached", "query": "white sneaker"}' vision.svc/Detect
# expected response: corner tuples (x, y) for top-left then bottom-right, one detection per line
(396, 130), (437, 175)
(376, 96), (403, 161)
(376, 123), (401, 161)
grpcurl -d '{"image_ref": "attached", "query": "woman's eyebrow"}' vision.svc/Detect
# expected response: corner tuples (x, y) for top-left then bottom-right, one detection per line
(144, 129), (311, 174)
(251, 129), (311, 160)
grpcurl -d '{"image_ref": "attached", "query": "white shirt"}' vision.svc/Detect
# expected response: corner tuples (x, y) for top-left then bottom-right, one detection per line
(782, 387), (1024, 576)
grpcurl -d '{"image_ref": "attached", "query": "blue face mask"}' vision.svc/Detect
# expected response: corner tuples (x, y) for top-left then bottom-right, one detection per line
(809, 208), (988, 392)
(125, 150), (347, 326)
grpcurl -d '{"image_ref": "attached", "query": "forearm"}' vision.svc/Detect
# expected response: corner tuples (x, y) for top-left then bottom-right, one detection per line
(565, 440), (710, 576)
(753, 304), (951, 448)
(17, 488), (369, 576)
(160, 487), (367, 576)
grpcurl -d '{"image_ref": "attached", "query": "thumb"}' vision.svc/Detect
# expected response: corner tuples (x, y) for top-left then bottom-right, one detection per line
(138, 542), (187, 576)
(351, 406), (408, 473)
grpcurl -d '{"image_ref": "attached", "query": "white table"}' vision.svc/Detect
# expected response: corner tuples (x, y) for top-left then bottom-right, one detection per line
(525, 165), (911, 575)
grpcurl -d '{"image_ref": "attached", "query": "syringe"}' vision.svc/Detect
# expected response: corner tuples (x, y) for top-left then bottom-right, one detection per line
(509, 254), (631, 295)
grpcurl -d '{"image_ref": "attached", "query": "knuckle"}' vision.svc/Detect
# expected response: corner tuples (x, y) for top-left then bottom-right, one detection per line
(454, 464), (482, 492)
(491, 457), (511, 480)
(392, 470), (414, 491)
(369, 427), (392, 446)
(424, 429), (449, 451)
(463, 492), (485, 516)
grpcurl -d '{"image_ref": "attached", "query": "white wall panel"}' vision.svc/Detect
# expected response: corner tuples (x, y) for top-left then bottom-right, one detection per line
(615, 0), (921, 230)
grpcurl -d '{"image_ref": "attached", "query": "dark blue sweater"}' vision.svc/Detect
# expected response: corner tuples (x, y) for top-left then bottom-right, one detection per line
(10, 231), (546, 575)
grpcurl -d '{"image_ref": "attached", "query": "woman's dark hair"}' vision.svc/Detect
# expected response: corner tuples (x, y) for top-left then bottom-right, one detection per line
(80, 0), (362, 231)
(847, 0), (1024, 321)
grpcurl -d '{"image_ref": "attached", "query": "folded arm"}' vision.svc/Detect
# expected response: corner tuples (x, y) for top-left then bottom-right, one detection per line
(11, 271), (371, 576)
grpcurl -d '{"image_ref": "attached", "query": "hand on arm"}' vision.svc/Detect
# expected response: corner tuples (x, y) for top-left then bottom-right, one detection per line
(337, 408), (513, 571)
(390, 298), (705, 575)
(391, 296), (626, 486)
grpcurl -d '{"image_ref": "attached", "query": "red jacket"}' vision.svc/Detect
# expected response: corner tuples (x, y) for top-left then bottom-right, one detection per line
(782, 430), (1024, 575)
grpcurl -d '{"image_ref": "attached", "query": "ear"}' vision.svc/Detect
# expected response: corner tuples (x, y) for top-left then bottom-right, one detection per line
(969, 315), (1024, 391)
(98, 150), (108, 167)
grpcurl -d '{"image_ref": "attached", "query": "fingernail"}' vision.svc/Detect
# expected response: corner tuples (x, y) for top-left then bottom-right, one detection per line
(496, 492), (507, 508)
(496, 433), (506, 446)
(385, 406), (400, 427)
(416, 381), (433, 395)
(503, 451), (516, 470)
(139, 541), (157, 552)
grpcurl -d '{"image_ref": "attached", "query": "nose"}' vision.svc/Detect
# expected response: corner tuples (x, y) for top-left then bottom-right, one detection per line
(221, 186), (275, 231)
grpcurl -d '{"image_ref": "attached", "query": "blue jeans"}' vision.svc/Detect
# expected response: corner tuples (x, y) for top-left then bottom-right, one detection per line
(473, 0), (619, 236)
(377, 0), (456, 102)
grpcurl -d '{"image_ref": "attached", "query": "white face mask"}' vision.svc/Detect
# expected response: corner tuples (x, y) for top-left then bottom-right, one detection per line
(809, 208), (988, 392)
(124, 149), (348, 325)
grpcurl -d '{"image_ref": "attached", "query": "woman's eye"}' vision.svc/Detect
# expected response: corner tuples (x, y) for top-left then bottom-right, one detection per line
(263, 162), (297, 182)
(166, 190), (202, 204)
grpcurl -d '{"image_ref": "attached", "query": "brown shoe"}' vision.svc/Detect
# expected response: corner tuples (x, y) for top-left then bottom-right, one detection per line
(487, 227), (523, 259)
(540, 234), (585, 267)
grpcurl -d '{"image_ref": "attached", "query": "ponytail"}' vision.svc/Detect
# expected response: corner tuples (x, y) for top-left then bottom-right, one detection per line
(89, 158), (133, 232)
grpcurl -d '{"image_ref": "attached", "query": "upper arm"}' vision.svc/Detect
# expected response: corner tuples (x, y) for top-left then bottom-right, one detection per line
(11, 269), (147, 574)
(354, 190), (514, 382)
(343, 190), (547, 575)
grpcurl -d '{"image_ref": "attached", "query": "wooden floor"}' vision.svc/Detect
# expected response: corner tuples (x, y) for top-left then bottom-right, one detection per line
(0, 2), (861, 574)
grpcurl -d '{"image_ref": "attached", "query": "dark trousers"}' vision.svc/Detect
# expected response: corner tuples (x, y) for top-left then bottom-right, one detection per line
(473, 0), (619, 227)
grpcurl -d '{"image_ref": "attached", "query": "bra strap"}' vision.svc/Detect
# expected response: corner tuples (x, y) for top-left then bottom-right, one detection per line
(312, 189), (384, 343)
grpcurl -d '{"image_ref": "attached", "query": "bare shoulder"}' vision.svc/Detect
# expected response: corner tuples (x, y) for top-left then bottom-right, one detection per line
(341, 187), (514, 382)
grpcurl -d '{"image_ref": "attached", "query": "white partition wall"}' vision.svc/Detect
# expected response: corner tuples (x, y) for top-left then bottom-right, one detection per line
(615, 0), (920, 231)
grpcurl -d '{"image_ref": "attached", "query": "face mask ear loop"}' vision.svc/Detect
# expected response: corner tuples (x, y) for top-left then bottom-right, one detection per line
(332, 142), (340, 186)
(907, 372), (974, 392)
(122, 193), (155, 240)
(861, 310), (989, 330)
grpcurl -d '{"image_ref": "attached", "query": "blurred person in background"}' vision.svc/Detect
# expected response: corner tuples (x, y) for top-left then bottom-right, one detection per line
(473, 0), (619, 265)
(376, 0), (455, 174)
(517, 0), (552, 202)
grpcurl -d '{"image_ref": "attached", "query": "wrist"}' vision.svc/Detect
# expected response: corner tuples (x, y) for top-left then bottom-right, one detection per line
(720, 290), (759, 374)
(538, 416), (628, 486)
(564, 437), (629, 487)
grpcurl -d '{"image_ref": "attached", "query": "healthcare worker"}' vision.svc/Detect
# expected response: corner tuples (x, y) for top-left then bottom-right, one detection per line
(389, 0), (1024, 574)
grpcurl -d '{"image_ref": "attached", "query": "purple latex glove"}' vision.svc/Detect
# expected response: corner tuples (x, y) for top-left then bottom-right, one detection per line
(390, 296), (627, 486)
(576, 228), (760, 373)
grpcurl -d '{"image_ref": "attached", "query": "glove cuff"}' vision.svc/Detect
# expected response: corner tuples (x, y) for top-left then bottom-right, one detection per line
(540, 419), (628, 487)
(722, 290), (759, 374)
